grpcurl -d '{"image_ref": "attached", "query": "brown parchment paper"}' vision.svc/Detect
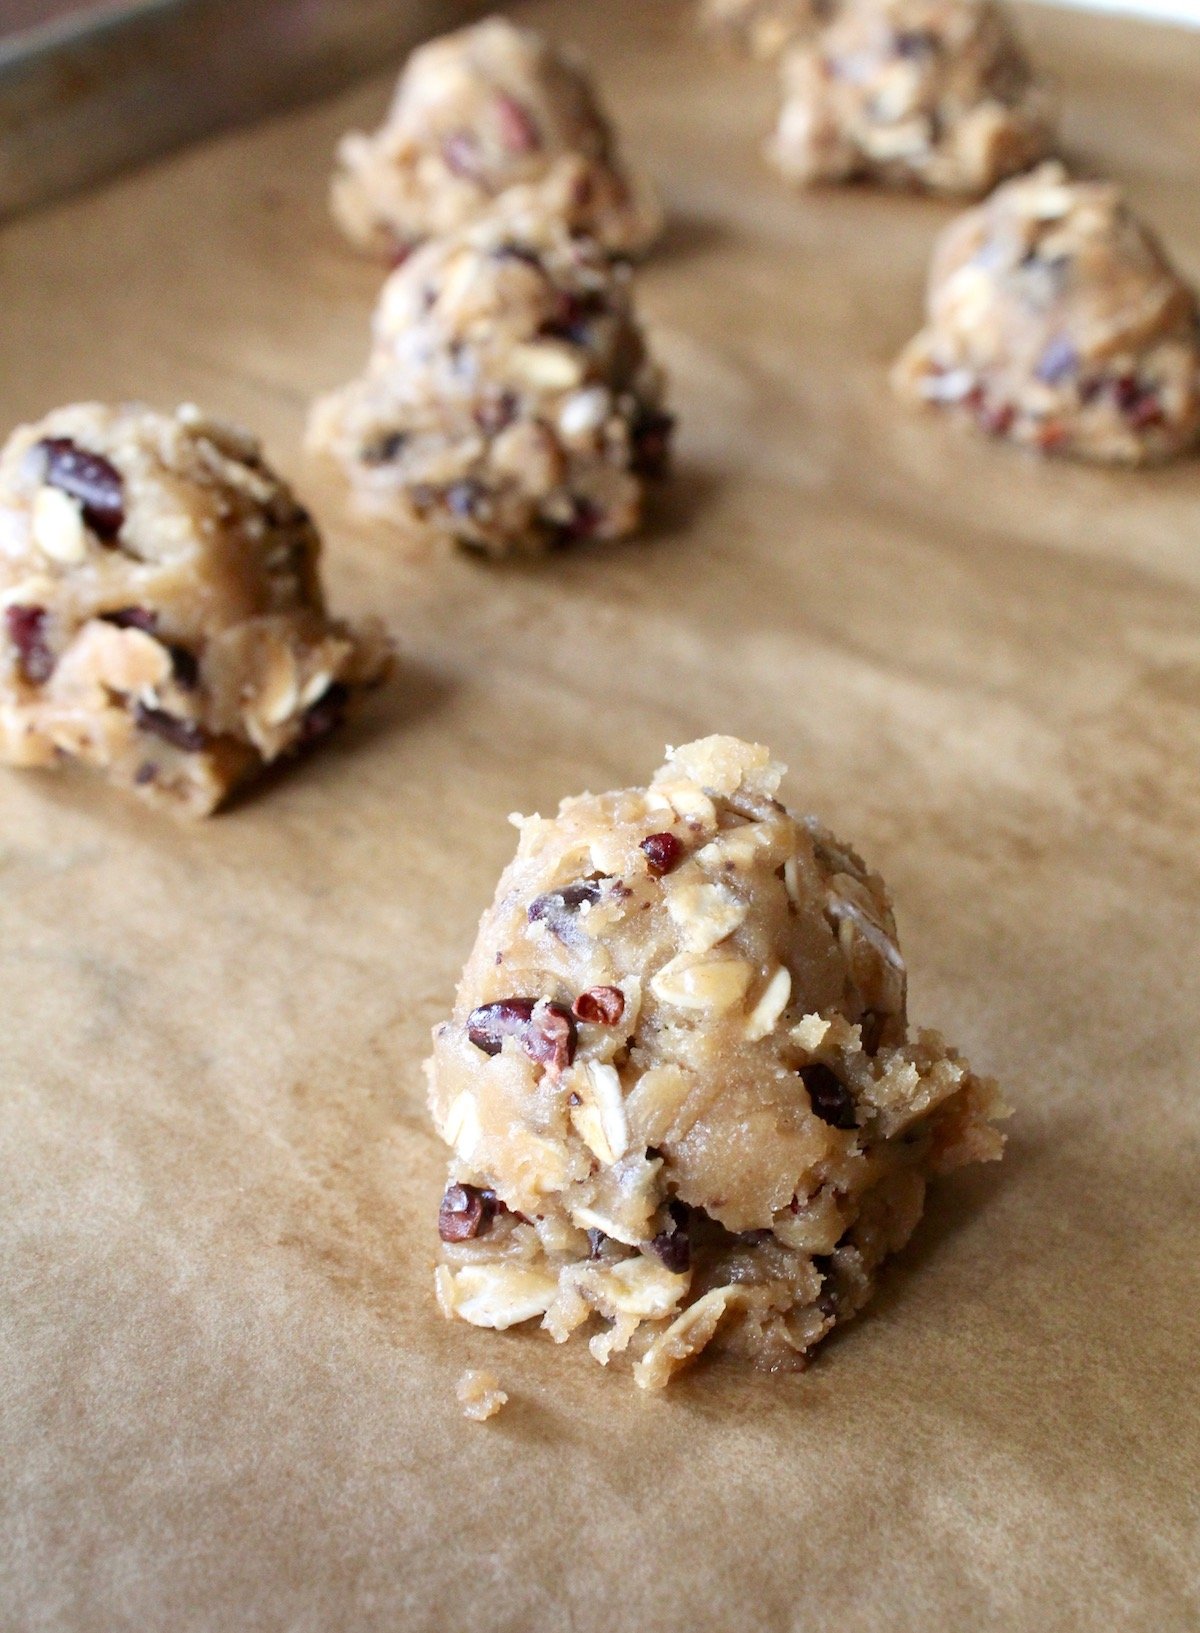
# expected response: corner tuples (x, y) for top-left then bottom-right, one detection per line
(1, 3), (1199, 1628)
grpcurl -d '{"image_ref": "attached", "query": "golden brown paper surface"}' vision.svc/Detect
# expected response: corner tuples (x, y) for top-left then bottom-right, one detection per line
(1, 4), (1198, 1628)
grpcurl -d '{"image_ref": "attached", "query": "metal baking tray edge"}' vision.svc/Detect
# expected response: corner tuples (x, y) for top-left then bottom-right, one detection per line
(0, 0), (497, 222)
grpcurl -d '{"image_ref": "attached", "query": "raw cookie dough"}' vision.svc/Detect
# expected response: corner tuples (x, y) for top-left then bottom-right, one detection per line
(700, 0), (834, 58)
(427, 737), (1005, 1390)
(769, 0), (1054, 196)
(891, 161), (1200, 463)
(331, 17), (660, 261)
(0, 403), (388, 817)
(308, 192), (673, 556)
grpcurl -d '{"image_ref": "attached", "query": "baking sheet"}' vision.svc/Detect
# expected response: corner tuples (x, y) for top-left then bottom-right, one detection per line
(1, 2), (1199, 1628)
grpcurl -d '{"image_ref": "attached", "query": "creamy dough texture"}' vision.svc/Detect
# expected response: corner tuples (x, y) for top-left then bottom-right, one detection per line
(700, 0), (835, 58)
(427, 737), (1005, 1390)
(0, 403), (388, 817)
(892, 161), (1200, 464)
(309, 192), (673, 557)
(770, 0), (1054, 196)
(331, 16), (660, 261)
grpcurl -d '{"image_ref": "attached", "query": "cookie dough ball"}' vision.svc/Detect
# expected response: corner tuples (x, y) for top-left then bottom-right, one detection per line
(308, 195), (673, 557)
(331, 17), (660, 261)
(427, 737), (1005, 1390)
(892, 162), (1200, 463)
(700, 0), (834, 58)
(770, 0), (1054, 197)
(0, 403), (388, 817)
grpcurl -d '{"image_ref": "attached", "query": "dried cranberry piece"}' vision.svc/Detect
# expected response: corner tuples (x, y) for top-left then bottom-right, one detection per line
(493, 92), (540, 154)
(640, 832), (684, 877)
(442, 131), (482, 179)
(572, 986), (626, 1026)
(437, 1182), (486, 1241)
(296, 682), (349, 749)
(36, 438), (125, 541)
(630, 409), (675, 479)
(649, 1201), (691, 1273)
(5, 604), (54, 684)
(466, 998), (577, 1072)
(133, 702), (209, 753)
(528, 877), (605, 938)
(800, 1064), (858, 1130)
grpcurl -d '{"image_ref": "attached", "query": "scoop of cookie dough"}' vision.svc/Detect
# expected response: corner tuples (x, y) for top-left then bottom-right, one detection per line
(770, 0), (1054, 196)
(0, 403), (388, 817)
(427, 737), (1005, 1390)
(308, 193), (673, 556)
(331, 17), (660, 261)
(891, 162), (1200, 464)
(700, 0), (834, 58)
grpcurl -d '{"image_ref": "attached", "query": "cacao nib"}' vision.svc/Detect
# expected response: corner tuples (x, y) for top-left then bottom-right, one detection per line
(466, 997), (577, 1073)
(551, 496), (604, 547)
(35, 438), (125, 541)
(800, 1064), (858, 1131)
(538, 289), (607, 346)
(438, 1183), (489, 1243)
(363, 431), (409, 465)
(297, 682), (349, 748)
(169, 646), (200, 690)
(133, 702), (209, 753)
(474, 392), (519, 436)
(528, 877), (605, 937)
(649, 1200), (691, 1273)
(1113, 374), (1164, 430)
(630, 409), (675, 478)
(492, 242), (542, 268)
(572, 985), (625, 1026)
(812, 1254), (838, 1316)
(1035, 335), (1079, 385)
(103, 606), (158, 634)
(894, 27), (939, 56)
(493, 92), (540, 154)
(858, 1009), (886, 1056)
(445, 479), (485, 519)
(640, 832), (684, 877)
(5, 604), (54, 684)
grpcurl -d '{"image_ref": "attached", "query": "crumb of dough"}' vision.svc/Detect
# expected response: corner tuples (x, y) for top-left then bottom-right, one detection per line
(330, 17), (659, 261)
(0, 402), (389, 816)
(308, 190), (672, 557)
(457, 1369), (509, 1422)
(427, 736), (1007, 1391)
(892, 161), (1200, 464)
(769, 0), (1055, 198)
